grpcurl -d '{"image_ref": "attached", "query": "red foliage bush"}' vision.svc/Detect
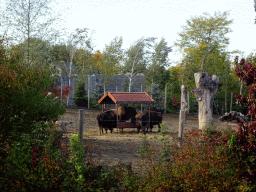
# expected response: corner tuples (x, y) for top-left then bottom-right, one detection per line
(233, 57), (256, 183)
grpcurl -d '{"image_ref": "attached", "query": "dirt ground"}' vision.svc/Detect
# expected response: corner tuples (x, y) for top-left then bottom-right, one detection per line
(57, 108), (237, 172)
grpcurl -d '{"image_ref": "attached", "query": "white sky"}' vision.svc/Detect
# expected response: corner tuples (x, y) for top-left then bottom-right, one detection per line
(59, 0), (256, 65)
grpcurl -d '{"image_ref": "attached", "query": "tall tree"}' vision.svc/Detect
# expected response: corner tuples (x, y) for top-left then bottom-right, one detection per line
(175, 11), (232, 71)
(103, 36), (123, 73)
(146, 37), (172, 90)
(175, 12), (233, 112)
(65, 28), (93, 104)
(1, 0), (60, 65)
(122, 37), (156, 92)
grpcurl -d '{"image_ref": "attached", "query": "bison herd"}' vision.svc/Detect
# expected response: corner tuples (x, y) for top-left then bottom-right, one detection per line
(97, 106), (163, 135)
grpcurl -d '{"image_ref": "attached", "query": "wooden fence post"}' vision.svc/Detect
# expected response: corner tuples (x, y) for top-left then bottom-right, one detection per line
(180, 85), (187, 123)
(178, 110), (185, 139)
(78, 109), (84, 140)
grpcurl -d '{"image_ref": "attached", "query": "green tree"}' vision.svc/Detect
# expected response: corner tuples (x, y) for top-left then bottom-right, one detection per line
(146, 37), (172, 90)
(122, 37), (156, 92)
(175, 11), (232, 73)
(1, 0), (60, 65)
(103, 36), (123, 73)
(73, 48), (94, 77)
(74, 81), (88, 107)
(94, 37), (123, 92)
(17, 37), (51, 65)
(49, 43), (69, 63)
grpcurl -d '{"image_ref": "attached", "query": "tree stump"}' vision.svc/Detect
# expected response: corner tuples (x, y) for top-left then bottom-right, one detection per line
(191, 72), (222, 130)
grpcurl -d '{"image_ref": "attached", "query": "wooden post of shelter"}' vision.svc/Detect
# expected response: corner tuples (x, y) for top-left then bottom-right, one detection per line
(78, 109), (84, 141)
(191, 72), (221, 130)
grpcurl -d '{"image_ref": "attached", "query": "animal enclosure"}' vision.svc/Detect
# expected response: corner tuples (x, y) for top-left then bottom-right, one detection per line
(57, 107), (235, 170)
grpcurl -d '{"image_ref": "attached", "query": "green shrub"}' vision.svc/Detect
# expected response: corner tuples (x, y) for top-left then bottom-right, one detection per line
(0, 42), (65, 144)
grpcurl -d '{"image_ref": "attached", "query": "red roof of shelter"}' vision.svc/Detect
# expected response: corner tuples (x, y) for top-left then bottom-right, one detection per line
(98, 92), (154, 104)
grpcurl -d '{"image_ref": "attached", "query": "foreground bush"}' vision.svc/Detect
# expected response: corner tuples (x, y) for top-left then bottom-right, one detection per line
(0, 128), (122, 191)
(0, 41), (65, 144)
(2, 125), (255, 191)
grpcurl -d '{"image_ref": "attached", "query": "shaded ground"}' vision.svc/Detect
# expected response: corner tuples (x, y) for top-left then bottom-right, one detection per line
(58, 108), (237, 171)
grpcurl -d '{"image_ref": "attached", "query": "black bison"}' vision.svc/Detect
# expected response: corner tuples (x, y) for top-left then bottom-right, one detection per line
(110, 106), (137, 123)
(135, 111), (163, 134)
(97, 106), (137, 134)
(97, 110), (117, 134)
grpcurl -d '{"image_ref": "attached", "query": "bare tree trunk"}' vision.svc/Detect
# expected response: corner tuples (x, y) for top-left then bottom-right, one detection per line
(240, 81), (243, 96)
(180, 85), (187, 123)
(191, 72), (221, 130)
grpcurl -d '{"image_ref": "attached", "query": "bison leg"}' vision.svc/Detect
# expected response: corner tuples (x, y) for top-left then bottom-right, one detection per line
(99, 126), (103, 135)
(131, 117), (136, 123)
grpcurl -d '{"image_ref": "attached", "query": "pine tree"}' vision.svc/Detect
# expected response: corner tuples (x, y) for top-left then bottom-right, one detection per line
(74, 81), (88, 107)
(149, 83), (164, 110)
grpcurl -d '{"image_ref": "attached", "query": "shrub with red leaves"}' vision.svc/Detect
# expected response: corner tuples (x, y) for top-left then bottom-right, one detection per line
(233, 57), (256, 183)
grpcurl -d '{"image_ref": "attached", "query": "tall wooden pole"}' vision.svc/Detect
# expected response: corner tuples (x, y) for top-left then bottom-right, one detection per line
(78, 109), (84, 141)
(179, 85), (187, 138)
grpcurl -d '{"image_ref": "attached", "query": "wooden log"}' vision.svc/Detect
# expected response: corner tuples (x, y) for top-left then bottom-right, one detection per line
(191, 72), (221, 130)
(78, 109), (84, 140)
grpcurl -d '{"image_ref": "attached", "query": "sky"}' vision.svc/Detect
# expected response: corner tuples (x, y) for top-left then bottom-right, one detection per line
(59, 0), (256, 65)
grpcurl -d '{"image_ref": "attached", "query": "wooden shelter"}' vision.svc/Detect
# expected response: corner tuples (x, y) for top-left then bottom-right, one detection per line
(98, 92), (154, 131)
